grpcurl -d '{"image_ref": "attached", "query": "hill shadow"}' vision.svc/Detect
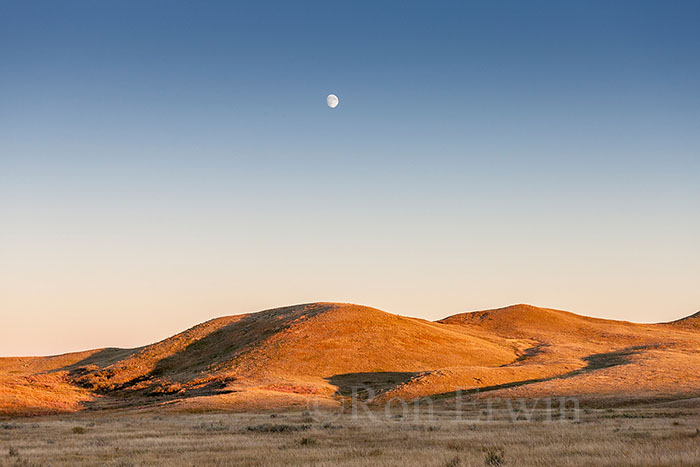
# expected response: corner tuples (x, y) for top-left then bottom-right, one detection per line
(499, 343), (549, 367)
(327, 371), (422, 400)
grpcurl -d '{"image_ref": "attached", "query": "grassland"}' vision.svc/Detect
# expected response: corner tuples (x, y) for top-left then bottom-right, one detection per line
(1, 403), (700, 466)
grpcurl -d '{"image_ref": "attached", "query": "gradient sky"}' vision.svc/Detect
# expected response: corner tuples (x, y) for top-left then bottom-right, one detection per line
(2, 1), (699, 356)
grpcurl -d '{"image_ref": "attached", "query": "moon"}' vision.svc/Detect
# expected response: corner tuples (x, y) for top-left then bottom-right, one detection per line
(327, 94), (339, 108)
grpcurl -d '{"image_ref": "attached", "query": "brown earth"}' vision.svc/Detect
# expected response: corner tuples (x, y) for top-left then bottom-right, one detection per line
(1, 302), (699, 416)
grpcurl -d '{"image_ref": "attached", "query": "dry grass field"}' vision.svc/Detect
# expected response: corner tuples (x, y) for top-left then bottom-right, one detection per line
(1, 403), (700, 466)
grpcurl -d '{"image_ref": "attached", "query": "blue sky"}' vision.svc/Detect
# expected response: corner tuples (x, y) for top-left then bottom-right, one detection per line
(1, 1), (699, 355)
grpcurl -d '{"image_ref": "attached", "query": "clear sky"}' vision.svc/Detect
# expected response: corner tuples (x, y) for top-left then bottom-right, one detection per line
(1, 1), (699, 356)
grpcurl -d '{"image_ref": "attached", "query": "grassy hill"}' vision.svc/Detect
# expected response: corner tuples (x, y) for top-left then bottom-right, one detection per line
(2, 302), (699, 415)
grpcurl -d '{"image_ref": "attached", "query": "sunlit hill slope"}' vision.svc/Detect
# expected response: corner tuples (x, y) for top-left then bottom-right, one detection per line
(1, 303), (699, 416)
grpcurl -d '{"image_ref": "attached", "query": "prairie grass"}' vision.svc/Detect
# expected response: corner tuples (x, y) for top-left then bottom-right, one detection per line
(1, 405), (699, 466)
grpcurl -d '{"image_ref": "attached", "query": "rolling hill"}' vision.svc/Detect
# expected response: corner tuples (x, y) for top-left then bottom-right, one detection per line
(1, 302), (699, 416)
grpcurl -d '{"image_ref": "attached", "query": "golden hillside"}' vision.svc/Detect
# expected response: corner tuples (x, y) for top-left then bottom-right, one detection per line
(1, 302), (699, 415)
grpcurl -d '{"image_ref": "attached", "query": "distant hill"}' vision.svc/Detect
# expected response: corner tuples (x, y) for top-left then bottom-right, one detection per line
(439, 304), (665, 347)
(2, 302), (700, 416)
